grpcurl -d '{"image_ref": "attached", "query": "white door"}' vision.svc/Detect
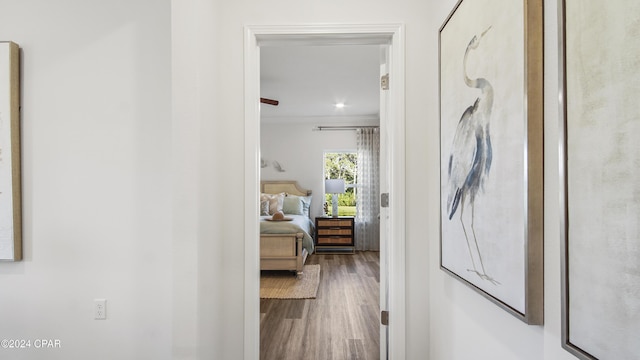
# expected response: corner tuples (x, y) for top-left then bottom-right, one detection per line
(378, 44), (390, 360)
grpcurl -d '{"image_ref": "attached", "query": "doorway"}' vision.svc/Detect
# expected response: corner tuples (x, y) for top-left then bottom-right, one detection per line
(244, 24), (406, 360)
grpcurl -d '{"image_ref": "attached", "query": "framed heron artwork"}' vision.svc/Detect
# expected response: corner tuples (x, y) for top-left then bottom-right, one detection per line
(439, 0), (543, 324)
(560, 1), (640, 358)
(0, 42), (21, 261)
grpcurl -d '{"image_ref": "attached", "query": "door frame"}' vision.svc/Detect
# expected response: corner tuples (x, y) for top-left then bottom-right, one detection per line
(244, 24), (406, 360)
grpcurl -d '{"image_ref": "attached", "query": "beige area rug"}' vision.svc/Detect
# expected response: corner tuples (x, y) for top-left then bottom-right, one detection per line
(260, 265), (321, 299)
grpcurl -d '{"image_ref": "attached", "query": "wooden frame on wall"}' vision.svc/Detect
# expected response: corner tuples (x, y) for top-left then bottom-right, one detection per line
(439, 0), (543, 324)
(0, 41), (21, 262)
(559, 1), (640, 358)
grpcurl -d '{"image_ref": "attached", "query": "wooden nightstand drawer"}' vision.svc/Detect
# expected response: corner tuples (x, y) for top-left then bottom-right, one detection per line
(317, 236), (353, 245)
(318, 228), (352, 236)
(317, 219), (353, 227)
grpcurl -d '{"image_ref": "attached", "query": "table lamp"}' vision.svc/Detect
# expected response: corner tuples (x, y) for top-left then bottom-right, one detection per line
(325, 179), (345, 218)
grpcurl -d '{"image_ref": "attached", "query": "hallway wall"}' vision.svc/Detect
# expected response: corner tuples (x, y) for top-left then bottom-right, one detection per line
(0, 1), (172, 359)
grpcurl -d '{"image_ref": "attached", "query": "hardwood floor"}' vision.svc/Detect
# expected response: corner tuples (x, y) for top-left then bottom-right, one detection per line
(260, 251), (380, 360)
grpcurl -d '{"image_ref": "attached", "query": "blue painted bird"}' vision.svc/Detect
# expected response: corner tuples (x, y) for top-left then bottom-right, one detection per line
(446, 26), (499, 285)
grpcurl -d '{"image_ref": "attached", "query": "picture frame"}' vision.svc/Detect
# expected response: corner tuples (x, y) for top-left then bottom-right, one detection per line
(0, 41), (22, 261)
(559, 1), (640, 358)
(439, 0), (543, 324)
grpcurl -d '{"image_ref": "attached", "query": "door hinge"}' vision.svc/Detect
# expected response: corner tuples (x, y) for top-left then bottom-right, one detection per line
(381, 193), (389, 208)
(381, 73), (389, 90)
(381, 310), (389, 326)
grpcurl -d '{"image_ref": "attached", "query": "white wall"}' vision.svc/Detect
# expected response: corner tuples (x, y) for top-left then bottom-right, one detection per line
(0, 1), (172, 359)
(174, 0), (585, 359)
(261, 123), (357, 219)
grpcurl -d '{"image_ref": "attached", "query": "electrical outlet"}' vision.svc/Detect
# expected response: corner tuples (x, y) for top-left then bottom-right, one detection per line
(94, 299), (107, 320)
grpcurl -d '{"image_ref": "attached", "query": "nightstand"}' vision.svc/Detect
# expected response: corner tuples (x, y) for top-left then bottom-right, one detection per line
(315, 216), (355, 254)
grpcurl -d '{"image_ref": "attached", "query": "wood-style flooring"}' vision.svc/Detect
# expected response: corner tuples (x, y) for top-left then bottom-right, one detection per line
(260, 251), (380, 360)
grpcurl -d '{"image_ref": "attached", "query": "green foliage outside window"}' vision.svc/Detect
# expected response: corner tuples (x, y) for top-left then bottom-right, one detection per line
(324, 152), (357, 216)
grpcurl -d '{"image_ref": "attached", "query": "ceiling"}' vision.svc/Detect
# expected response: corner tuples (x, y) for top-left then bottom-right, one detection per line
(260, 45), (381, 125)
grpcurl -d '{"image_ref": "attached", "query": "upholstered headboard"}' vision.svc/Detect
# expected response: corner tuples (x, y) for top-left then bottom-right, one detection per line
(261, 181), (312, 196)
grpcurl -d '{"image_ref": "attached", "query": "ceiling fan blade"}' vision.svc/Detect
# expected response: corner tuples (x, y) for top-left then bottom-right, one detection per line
(260, 97), (279, 106)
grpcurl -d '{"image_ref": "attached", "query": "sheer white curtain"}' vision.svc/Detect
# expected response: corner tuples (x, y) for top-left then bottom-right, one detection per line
(355, 128), (380, 251)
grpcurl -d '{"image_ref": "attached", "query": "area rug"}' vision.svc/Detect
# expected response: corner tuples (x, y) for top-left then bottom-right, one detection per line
(260, 264), (320, 299)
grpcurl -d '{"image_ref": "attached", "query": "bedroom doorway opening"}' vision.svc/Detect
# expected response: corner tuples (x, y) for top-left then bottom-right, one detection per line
(245, 24), (406, 360)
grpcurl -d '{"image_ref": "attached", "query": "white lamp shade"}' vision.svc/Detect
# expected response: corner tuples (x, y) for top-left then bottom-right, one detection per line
(325, 179), (345, 194)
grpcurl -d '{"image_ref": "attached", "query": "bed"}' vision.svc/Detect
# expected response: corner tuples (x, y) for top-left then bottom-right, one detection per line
(260, 181), (315, 276)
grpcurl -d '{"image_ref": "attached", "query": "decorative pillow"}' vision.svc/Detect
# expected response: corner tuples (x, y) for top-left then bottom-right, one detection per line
(300, 195), (312, 217)
(260, 192), (284, 214)
(260, 200), (270, 216)
(283, 196), (304, 215)
(284, 194), (312, 217)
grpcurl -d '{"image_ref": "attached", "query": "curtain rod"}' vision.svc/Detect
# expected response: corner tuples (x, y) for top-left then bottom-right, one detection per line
(313, 125), (379, 131)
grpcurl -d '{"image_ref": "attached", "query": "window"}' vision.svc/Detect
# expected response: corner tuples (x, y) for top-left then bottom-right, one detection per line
(324, 151), (357, 216)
